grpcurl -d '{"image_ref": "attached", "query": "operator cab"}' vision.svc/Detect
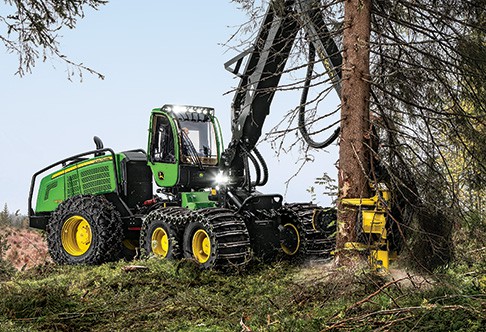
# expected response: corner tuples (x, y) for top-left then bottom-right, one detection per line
(148, 104), (223, 190)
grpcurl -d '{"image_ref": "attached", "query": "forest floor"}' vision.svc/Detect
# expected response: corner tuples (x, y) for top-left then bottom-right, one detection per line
(0, 228), (485, 331)
(0, 226), (50, 270)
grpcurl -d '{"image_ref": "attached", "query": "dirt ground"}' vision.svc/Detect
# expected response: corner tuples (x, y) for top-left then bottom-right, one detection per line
(1, 227), (50, 270)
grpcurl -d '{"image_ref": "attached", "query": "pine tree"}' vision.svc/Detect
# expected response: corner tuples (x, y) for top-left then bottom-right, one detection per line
(0, 204), (11, 226)
(1, 0), (106, 78)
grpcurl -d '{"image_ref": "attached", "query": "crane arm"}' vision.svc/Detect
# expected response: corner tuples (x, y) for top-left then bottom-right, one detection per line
(221, 0), (342, 188)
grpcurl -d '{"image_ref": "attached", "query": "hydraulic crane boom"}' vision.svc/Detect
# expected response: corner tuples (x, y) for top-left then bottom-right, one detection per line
(222, 0), (342, 189)
(220, 0), (401, 271)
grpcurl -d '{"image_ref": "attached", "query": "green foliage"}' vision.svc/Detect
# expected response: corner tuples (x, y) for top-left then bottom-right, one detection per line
(1, 0), (107, 78)
(0, 204), (11, 226)
(0, 204), (28, 228)
(454, 211), (486, 265)
(0, 233), (14, 281)
(0, 259), (484, 331)
(307, 173), (338, 205)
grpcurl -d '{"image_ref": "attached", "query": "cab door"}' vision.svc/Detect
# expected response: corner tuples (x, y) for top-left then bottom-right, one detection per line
(147, 113), (179, 187)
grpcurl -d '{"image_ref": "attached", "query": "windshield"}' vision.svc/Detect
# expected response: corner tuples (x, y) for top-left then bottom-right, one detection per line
(179, 120), (218, 164)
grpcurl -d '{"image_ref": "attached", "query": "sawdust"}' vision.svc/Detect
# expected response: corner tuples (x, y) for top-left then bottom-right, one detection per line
(292, 257), (433, 292)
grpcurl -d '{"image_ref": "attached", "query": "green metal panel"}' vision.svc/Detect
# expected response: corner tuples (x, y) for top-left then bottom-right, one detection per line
(36, 176), (65, 213)
(35, 155), (120, 213)
(147, 109), (180, 187)
(212, 115), (224, 160)
(181, 191), (217, 210)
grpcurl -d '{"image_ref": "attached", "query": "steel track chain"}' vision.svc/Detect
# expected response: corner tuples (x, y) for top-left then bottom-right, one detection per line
(188, 208), (252, 269)
(281, 203), (336, 257)
(141, 207), (252, 269)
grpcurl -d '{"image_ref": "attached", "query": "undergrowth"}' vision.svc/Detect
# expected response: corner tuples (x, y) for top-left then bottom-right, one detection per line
(0, 258), (484, 331)
(0, 233), (14, 281)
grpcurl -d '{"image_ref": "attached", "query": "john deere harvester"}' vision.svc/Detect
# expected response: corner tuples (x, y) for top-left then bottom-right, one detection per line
(29, 105), (335, 268)
(29, 0), (344, 269)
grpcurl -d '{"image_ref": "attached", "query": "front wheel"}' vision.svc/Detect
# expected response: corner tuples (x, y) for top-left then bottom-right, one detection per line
(182, 208), (251, 269)
(280, 203), (336, 258)
(140, 207), (190, 260)
(47, 195), (123, 265)
(141, 219), (181, 259)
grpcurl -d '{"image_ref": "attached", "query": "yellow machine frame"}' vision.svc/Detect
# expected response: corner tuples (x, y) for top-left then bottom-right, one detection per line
(341, 187), (396, 272)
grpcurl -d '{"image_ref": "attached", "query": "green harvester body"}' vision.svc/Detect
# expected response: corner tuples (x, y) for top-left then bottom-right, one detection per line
(32, 105), (221, 218)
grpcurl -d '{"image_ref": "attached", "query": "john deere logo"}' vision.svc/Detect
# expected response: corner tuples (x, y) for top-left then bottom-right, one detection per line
(158, 171), (165, 180)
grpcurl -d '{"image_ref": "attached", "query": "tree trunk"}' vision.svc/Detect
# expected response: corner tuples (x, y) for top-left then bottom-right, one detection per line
(336, 0), (372, 264)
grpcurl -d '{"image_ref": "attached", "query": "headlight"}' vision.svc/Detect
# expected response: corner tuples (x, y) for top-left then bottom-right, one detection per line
(215, 172), (229, 185)
(172, 105), (186, 113)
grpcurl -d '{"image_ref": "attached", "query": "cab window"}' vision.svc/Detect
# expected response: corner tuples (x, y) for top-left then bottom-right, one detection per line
(151, 115), (176, 163)
(179, 120), (218, 165)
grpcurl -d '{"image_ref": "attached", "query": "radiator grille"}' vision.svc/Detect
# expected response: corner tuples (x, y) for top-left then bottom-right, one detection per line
(80, 165), (112, 194)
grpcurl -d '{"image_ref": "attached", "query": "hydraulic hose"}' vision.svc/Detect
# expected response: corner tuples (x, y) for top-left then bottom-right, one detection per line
(248, 151), (262, 188)
(299, 42), (340, 149)
(240, 145), (262, 189)
(241, 145), (268, 188)
(252, 147), (269, 186)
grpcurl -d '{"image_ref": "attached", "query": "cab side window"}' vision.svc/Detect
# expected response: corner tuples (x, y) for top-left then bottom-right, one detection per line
(151, 115), (176, 163)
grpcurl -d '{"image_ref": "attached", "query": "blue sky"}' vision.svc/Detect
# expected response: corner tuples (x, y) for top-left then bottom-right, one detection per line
(0, 1), (339, 214)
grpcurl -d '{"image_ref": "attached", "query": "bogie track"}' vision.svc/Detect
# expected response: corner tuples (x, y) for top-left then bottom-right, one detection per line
(183, 208), (251, 269)
(140, 207), (191, 259)
(140, 207), (252, 269)
(280, 203), (336, 258)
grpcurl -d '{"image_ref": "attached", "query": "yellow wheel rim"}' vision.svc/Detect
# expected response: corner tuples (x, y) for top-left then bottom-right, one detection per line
(281, 223), (300, 256)
(61, 216), (92, 256)
(192, 229), (211, 263)
(151, 227), (169, 258)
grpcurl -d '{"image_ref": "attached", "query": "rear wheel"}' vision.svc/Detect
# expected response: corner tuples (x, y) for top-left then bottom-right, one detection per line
(61, 215), (92, 256)
(47, 195), (123, 265)
(280, 222), (301, 256)
(280, 203), (336, 258)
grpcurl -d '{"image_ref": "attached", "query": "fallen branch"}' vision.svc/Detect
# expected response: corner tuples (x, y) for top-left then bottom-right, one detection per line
(122, 265), (149, 272)
(14, 295), (170, 322)
(240, 316), (252, 332)
(324, 304), (481, 331)
(345, 277), (407, 313)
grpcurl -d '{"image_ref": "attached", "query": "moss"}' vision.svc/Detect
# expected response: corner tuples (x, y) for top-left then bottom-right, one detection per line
(0, 258), (484, 331)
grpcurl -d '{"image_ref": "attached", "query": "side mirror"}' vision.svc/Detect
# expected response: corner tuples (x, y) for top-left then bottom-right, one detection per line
(93, 136), (105, 156)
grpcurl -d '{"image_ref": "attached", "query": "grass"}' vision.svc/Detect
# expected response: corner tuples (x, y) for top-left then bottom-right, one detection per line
(0, 257), (484, 332)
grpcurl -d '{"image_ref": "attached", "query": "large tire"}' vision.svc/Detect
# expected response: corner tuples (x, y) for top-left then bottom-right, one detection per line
(280, 203), (336, 258)
(140, 207), (187, 259)
(279, 221), (302, 258)
(140, 211), (180, 259)
(182, 208), (251, 269)
(47, 195), (123, 265)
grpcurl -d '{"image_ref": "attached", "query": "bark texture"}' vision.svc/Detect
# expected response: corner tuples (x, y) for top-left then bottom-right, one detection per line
(337, 0), (372, 257)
